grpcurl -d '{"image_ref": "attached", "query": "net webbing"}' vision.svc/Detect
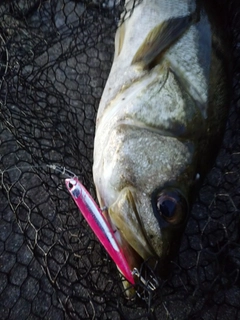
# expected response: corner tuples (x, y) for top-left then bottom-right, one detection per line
(0, 1), (240, 319)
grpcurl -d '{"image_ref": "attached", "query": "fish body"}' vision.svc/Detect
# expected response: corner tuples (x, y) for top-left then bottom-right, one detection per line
(93, 0), (230, 290)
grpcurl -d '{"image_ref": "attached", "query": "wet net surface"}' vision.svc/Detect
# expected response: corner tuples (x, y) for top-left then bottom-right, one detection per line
(0, 1), (240, 319)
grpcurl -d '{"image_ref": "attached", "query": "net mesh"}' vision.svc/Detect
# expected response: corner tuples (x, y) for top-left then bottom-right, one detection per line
(0, 1), (240, 319)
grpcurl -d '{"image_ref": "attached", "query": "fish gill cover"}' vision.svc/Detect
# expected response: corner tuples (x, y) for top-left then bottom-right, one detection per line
(0, 0), (239, 319)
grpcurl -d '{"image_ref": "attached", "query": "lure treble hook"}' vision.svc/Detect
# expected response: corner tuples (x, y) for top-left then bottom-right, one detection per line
(132, 267), (159, 292)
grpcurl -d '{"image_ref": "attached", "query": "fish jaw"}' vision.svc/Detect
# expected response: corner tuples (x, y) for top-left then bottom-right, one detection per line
(108, 187), (157, 261)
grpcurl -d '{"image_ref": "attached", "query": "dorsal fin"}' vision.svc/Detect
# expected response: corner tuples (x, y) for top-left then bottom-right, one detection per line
(131, 14), (194, 67)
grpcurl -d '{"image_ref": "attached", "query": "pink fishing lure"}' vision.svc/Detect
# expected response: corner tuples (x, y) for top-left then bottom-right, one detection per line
(65, 177), (135, 285)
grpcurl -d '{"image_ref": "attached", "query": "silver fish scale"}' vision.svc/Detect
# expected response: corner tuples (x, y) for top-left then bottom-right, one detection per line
(166, 13), (211, 118)
(97, 0), (197, 119)
(94, 0), (207, 203)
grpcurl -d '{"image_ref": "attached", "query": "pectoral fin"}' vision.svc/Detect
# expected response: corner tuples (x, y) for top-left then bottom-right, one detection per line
(132, 15), (193, 67)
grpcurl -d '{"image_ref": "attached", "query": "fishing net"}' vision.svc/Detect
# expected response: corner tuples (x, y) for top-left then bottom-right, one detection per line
(0, 0), (239, 319)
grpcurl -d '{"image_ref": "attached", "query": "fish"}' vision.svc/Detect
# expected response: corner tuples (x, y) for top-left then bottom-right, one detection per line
(93, 0), (231, 295)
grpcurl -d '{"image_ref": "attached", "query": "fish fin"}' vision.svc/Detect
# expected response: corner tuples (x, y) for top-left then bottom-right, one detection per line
(131, 15), (193, 67)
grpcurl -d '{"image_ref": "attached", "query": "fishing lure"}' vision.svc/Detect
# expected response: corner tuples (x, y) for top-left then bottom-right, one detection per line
(3, 164), (157, 291)
(65, 176), (135, 285)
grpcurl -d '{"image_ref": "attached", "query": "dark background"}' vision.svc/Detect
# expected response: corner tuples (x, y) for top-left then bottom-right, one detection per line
(0, 1), (239, 319)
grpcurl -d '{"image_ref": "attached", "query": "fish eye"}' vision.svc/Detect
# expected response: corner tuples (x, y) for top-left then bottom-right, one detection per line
(155, 190), (188, 224)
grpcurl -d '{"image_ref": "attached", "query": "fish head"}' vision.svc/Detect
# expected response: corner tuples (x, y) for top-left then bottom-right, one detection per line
(107, 181), (190, 278)
(94, 128), (197, 287)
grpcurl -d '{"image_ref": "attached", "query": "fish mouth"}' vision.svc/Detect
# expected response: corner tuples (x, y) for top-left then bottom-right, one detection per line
(105, 210), (187, 302)
(107, 216), (164, 297)
(101, 186), (189, 286)
(97, 188), (154, 270)
(104, 210), (161, 294)
(106, 210), (182, 292)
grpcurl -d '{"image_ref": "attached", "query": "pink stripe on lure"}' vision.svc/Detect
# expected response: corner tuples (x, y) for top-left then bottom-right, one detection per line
(65, 177), (135, 285)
